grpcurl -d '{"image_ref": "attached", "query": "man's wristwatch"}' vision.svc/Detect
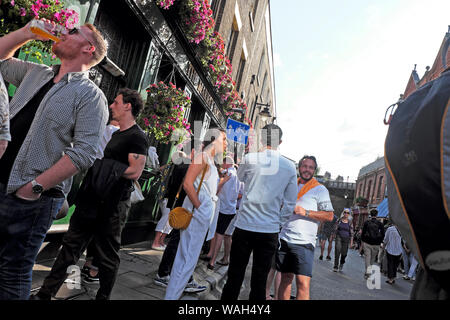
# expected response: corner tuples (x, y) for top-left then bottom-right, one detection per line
(305, 210), (310, 217)
(31, 179), (44, 194)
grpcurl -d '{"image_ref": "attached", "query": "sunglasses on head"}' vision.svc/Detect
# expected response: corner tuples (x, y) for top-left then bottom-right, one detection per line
(68, 27), (94, 48)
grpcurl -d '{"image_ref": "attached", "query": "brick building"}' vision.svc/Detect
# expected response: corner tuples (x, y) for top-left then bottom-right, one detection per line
(211, 0), (276, 152)
(402, 26), (450, 99)
(352, 157), (387, 230)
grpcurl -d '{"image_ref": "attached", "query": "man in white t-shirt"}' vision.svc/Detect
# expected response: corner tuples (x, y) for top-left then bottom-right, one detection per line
(277, 155), (334, 300)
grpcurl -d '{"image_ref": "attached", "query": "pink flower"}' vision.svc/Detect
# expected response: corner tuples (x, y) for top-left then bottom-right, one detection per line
(19, 7), (26, 16)
(10, 0), (15, 6)
(54, 12), (62, 21)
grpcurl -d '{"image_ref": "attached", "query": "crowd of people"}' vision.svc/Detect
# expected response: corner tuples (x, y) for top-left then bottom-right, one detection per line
(0, 18), (422, 302)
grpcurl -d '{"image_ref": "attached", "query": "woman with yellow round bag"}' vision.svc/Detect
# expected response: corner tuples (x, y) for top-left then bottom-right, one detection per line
(165, 127), (227, 300)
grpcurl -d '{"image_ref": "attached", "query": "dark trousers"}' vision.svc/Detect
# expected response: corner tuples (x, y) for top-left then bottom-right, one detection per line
(157, 229), (193, 283)
(38, 199), (130, 300)
(334, 236), (350, 268)
(0, 184), (64, 300)
(221, 228), (278, 301)
(158, 229), (180, 277)
(386, 252), (402, 280)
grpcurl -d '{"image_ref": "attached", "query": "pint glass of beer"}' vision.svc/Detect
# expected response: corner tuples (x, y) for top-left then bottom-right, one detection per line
(29, 19), (65, 42)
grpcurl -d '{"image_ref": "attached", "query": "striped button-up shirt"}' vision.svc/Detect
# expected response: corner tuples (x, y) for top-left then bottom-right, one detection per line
(0, 72), (10, 141)
(0, 58), (108, 195)
(383, 226), (403, 256)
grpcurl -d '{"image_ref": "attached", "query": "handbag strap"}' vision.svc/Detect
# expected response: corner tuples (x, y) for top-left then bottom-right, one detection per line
(172, 163), (209, 210)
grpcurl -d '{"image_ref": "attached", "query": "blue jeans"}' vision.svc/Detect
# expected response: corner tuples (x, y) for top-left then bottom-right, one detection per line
(0, 183), (64, 300)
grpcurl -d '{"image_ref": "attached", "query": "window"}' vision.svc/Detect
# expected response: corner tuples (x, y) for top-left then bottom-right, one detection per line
(250, 98), (256, 123)
(252, 0), (259, 21)
(200, 112), (211, 141)
(249, 0), (259, 32)
(183, 86), (192, 122)
(226, 28), (239, 60)
(260, 72), (268, 100)
(257, 50), (265, 84)
(236, 57), (246, 92)
(376, 176), (384, 199)
(138, 41), (161, 99)
(366, 180), (372, 200)
(213, 0), (226, 32)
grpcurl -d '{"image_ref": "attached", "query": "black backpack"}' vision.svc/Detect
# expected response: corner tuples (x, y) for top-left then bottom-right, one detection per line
(385, 47), (450, 292)
(363, 219), (383, 244)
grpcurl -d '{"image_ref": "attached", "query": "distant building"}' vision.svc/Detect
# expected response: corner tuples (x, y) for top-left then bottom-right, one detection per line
(316, 176), (356, 223)
(352, 157), (387, 230)
(402, 26), (450, 99)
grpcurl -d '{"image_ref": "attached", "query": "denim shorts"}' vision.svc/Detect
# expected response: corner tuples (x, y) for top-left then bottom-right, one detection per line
(276, 239), (315, 277)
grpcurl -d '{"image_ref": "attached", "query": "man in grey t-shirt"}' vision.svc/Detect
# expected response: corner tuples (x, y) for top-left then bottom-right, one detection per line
(221, 124), (298, 301)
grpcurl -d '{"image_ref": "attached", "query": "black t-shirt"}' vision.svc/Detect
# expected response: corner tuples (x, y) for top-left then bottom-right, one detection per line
(0, 77), (55, 185)
(166, 163), (189, 209)
(103, 124), (149, 165)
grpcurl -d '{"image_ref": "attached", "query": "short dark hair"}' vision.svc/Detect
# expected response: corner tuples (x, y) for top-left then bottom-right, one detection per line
(370, 209), (378, 217)
(183, 137), (203, 153)
(261, 124), (282, 147)
(118, 88), (143, 118)
(202, 127), (226, 149)
(299, 155), (318, 170)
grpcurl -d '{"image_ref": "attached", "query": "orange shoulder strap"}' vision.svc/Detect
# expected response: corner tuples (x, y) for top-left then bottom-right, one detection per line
(297, 178), (321, 201)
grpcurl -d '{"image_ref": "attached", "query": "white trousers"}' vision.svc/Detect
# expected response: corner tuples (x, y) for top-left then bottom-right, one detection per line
(164, 192), (216, 300)
(155, 199), (172, 234)
(206, 198), (220, 241)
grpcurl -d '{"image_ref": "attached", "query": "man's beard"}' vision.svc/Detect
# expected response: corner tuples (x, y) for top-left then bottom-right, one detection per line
(300, 171), (313, 183)
(52, 44), (77, 60)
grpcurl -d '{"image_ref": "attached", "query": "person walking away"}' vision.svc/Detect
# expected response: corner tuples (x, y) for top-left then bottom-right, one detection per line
(361, 209), (385, 279)
(318, 214), (338, 260)
(32, 88), (148, 300)
(0, 18), (108, 300)
(402, 241), (418, 281)
(276, 155), (334, 300)
(332, 209), (354, 272)
(221, 124), (298, 301)
(383, 224), (403, 284)
(164, 128), (227, 300)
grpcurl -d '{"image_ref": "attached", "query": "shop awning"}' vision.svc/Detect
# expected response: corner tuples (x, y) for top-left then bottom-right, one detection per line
(377, 198), (389, 218)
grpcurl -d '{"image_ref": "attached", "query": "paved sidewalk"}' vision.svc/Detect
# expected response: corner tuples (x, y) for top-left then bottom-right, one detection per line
(31, 240), (229, 300)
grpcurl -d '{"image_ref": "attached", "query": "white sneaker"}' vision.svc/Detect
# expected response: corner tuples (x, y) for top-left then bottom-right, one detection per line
(184, 280), (207, 293)
(152, 245), (166, 251)
(154, 274), (170, 287)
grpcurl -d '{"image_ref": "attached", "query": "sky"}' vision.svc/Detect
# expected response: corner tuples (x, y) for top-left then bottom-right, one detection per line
(270, 0), (450, 182)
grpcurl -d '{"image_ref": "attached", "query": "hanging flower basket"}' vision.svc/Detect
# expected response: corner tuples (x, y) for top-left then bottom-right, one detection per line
(139, 81), (193, 145)
(0, 0), (79, 62)
(153, 0), (252, 127)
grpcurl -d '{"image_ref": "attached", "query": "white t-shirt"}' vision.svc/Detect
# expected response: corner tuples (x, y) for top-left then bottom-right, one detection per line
(95, 124), (119, 159)
(280, 183), (334, 247)
(218, 167), (240, 214)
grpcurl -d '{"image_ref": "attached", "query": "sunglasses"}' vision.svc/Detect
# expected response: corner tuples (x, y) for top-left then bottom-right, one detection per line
(68, 27), (95, 48)
(299, 155), (317, 169)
